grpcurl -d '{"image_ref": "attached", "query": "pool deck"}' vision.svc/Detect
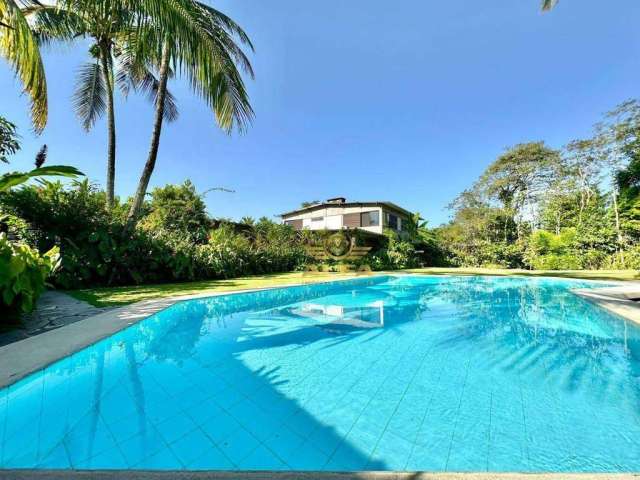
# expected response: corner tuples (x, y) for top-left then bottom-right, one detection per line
(0, 470), (638, 479)
(572, 284), (640, 326)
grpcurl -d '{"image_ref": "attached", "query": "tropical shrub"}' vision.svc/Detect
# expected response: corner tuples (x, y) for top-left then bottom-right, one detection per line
(0, 182), (309, 288)
(369, 229), (420, 270)
(139, 181), (211, 243)
(524, 229), (581, 270)
(0, 233), (59, 317)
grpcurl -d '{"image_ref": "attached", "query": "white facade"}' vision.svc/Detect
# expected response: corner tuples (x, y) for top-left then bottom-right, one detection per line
(283, 204), (406, 235)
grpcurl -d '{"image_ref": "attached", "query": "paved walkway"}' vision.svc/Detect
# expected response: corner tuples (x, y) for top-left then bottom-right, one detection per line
(0, 291), (113, 348)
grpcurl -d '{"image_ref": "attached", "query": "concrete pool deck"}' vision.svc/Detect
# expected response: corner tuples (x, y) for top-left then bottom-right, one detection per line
(572, 284), (640, 326)
(0, 469), (639, 479)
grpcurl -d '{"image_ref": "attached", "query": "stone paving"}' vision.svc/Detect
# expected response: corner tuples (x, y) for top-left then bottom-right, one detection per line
(0, 291), (114, 348)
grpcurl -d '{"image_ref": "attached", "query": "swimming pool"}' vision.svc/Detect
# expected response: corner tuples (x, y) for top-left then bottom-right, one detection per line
(1, 275), (639, 472)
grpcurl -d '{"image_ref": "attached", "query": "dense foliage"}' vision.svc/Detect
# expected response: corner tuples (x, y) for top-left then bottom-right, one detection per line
(436, 100), (640, 270)
(0, 180), (308, 289)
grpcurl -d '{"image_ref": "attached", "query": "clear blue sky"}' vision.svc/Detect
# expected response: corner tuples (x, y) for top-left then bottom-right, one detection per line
(1, 0), (639, 225)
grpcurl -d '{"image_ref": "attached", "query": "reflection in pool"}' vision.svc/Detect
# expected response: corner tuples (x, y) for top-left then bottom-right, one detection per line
(1, 275), (639, 472)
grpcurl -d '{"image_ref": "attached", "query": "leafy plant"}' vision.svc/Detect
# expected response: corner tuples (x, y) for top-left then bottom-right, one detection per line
(0, 233), (59, 316)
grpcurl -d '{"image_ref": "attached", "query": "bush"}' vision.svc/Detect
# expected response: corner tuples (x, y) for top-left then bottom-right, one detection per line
(0, 233), (59, 317)
(0, 182), (310, 288)
(369, 229), (420, 270)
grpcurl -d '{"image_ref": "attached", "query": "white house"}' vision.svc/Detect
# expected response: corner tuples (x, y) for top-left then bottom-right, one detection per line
(280, 197), (412, 235)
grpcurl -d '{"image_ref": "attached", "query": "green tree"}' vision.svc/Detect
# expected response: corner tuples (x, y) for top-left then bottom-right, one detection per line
(139, 180), (210, 242)
(0, 0), (47, 132)
(26, 1), (179, 209)
(125, 1), (254, 227)
(478, 142), (562, 238)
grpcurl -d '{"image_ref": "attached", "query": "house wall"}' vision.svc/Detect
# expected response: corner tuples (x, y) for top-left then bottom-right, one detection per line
(283, 206), (385, 234)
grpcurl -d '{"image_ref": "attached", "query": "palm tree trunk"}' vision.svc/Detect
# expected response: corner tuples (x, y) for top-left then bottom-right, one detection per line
(126, 40), (171, 229)
(99, 42), (116, 210)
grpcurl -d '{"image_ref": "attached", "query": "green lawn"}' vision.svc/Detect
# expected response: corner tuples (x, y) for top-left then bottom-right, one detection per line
(68, 268), (640, 308)
(68, 272), (368, 307)
(404, 267), (640, 282)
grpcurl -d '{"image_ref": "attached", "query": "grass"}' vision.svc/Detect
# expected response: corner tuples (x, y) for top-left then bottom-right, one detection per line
(403, 267), (640, 282)
(67, 268), (640, 308)
(67, 271), (368, 307)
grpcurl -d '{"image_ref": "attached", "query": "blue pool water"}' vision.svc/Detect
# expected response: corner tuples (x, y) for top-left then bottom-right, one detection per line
(1, 275), (639, 472)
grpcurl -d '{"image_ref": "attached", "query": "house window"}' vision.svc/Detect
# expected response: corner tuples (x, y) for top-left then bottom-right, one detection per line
(386, 213), (398, 230)
(311, 217), (323, 222)
(361, 211), (380, 227)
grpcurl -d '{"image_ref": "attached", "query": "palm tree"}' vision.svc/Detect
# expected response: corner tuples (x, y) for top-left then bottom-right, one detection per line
(0, 0), (47, 133)
(125, 0), (254, 228)
(541, 0), (558, 10)
(25, 1), (178, 209)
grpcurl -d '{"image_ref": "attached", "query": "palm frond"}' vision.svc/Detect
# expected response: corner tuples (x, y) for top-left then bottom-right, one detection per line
(73, 59), (107, 131)
(541, 0), (558, 11)
(0, 0), (48, 133)
(23, 2), (87, 46)
(115, 48), (179, 122)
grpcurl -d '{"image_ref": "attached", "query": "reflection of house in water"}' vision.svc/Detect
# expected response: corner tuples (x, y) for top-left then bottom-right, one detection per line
(293, 300), (385, 333)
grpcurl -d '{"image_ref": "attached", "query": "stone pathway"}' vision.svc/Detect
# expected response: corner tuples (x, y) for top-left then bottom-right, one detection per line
(0, 291), (114, 348)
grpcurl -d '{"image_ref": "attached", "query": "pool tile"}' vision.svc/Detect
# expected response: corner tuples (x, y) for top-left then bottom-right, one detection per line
(132, 446), (182, 470)
(170, 428), (215, 465)
(218, 428), (260, 465)
(285, 442), (329, 471)
(64, 417), (119, 465)
(144, 397), (184, 423)
(263, 425), (305, 462)
(188, 445), (235, 470)
(212, 386), (245, 410)
(199, 412), (242, 444)
(36, 443), (71, 469)
(155, 414), (199, 444)
(238, 444), (288, 470)
(106, 413), (153, 444)
(76, 446), (128, 470)
(367, 429), (413, 471)
(117, 425), (167, 466)
(229, 400), (282, 441)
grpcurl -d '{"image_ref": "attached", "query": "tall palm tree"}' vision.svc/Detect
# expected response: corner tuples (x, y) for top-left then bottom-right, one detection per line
(26, 1), (178, 209)
(0, 0), (47, 133)
(125, 0), (254, 227)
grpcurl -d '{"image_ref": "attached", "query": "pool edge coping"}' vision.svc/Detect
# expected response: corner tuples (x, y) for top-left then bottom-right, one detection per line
(0, 274), (387, 390)
(0, 470), (639, 479)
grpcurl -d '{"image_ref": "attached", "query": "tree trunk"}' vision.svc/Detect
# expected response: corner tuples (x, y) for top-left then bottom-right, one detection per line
(125, 40), (171, 230)
(612, 187), (625, 266)
(99, 42), (116, 210)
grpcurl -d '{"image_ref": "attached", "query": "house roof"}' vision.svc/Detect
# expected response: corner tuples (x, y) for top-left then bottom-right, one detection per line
(280, 201), (413, 218)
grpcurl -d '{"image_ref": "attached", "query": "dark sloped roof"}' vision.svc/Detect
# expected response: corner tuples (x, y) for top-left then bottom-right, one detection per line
(280, 201), (412, 218)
